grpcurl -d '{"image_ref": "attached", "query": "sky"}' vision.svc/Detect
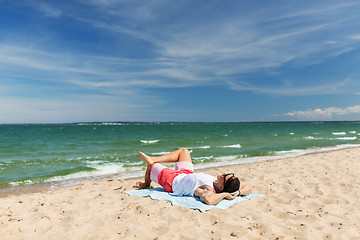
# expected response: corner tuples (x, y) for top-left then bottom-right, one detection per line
(1, 0), (360, 123)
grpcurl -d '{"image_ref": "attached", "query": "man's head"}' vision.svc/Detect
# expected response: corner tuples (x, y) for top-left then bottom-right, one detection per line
(215, 173), (240, 193)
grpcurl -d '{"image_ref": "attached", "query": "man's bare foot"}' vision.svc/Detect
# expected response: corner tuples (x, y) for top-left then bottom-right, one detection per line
(138, 151), (154, 166)
(136, 181), (150, 189)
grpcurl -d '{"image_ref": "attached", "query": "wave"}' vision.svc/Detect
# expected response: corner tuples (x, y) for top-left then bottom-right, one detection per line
(303, 136), (325, 140)
(152, 151), (171, 155)
(193, 156), (213, 161)
(43, 162), (132, 185)
(304, 136), (357, 141)
(9, 179), (37, 186)
(190, 146), (211, 149)
(332, 132), (346, 135)
(303, 136), (315, 140)
(7, 161), (130, 187)
(333, 137), (357, 140)
(215, 155), (240, 161)
(76, 122), (127, 126)
(222, 144), (241, 148)
(140, 140), (160, 144)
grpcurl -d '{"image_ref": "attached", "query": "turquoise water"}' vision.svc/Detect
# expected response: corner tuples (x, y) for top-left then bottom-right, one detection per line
(0, 122), (359, 189)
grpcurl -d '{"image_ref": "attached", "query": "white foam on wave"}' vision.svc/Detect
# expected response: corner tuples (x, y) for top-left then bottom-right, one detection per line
(222, 144), (241, 148)
(304, 136), (358, 141)
(349, 131), (356, 134)
(274, 149), (311, 157)
(9, 179), (36, 186)
(152, 151), (171, 155)
(76, 122), (127, 126)
(8, 160), (128, 187)
(215, 155), (241, 161)
(190, 146), (211, 149)
(303, 136), (315, 140)
(193, 156), (213, 161)
(334, 137), (357, 140)
(332, 132), (346, 136)
(46, 162), (128, 183)
(100, 122), (126, 126)
(46, 171), (100, 183)
(140, 140), (160, 144)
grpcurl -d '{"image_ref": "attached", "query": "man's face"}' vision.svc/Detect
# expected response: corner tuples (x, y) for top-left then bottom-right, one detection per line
(216, 173), (234, 188)
(216, 173), (224, 184)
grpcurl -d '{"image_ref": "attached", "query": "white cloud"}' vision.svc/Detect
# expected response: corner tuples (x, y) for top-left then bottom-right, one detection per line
(348, 35), (360, 40)
(283, 105), (360, 119)
(227, 78), (350, 96)
(30, 1), (62, 18)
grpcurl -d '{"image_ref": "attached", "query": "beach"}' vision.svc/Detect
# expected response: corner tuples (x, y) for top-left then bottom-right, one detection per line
(1, 147), (359, 240)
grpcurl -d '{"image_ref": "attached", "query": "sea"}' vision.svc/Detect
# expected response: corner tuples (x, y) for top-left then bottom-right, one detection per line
(1, 121), (359, 193)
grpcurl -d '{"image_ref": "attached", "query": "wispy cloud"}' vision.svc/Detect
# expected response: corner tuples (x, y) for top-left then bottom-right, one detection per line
(348, 34), (360, 40)
(227, 78), (351, 96)
(29, 1), (62, 18)
(265, 2), (360, 21)
(283, 105), (360, 119)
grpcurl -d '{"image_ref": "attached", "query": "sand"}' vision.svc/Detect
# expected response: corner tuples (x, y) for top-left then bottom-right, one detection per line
(1, 147), (360, 240)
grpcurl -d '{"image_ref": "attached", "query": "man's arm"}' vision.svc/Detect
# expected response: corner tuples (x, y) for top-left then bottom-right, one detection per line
(239, 185), (253, 195)
(194, 185), (239, 205)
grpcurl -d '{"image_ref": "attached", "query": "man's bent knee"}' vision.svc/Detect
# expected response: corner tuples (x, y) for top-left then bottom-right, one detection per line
(178, 148), (192, 162)
(180, 148), (189, 154)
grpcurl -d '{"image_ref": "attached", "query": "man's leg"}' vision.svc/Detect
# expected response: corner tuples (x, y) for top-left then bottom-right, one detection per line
(136, 151), (156, 189)
(140, 148), (192, 164)
(136, 149), (192, 189)
(136, 164), (152, 189)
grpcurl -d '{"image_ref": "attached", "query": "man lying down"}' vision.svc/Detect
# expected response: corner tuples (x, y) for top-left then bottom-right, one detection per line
(136, 148), (253, 205)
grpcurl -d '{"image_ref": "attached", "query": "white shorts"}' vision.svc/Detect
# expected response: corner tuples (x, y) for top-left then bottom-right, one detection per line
(150, 161), (194, 184)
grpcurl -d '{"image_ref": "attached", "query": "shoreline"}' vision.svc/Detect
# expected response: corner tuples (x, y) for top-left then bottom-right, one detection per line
(1, 143), (359, 199)
(1, 146), (360, 238)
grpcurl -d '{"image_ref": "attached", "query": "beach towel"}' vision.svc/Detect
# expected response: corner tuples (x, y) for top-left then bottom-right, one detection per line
(126, 187), (262, 212)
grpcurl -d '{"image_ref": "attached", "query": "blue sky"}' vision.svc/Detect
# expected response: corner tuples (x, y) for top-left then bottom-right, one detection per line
(1, 0), (360, 123)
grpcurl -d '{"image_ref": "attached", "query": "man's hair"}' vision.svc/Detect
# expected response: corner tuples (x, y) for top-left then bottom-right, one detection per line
(223, 177), (240, 193)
